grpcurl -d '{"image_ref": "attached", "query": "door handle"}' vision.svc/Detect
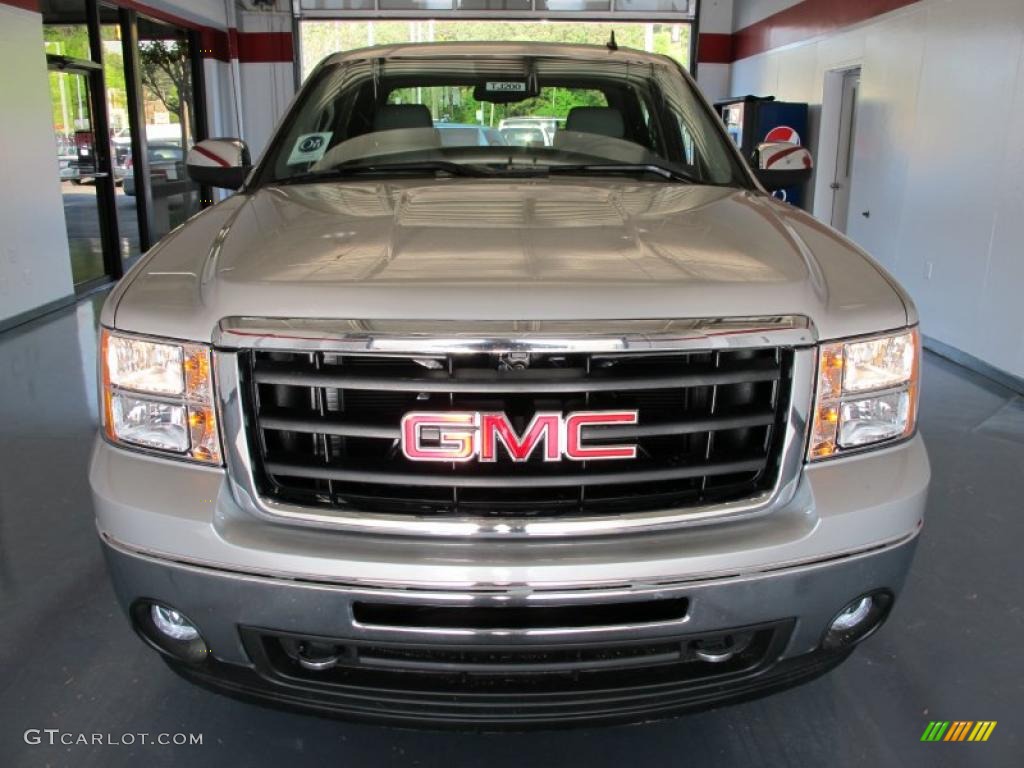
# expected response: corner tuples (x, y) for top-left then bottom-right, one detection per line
(830, 182), (841, 190)
(861, 211), (871, 218)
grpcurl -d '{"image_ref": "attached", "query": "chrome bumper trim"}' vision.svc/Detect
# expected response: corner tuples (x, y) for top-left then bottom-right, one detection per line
(101, 527), (919, 596)
(214, 315), (815, 355)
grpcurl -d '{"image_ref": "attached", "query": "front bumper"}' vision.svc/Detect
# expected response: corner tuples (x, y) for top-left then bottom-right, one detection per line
(92, 431), (928, 726)
(102, 531), (917, 727)
(90, 434), (929, 588)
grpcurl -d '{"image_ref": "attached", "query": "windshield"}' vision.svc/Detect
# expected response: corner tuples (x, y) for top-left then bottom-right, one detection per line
(257, 52), (752, 187)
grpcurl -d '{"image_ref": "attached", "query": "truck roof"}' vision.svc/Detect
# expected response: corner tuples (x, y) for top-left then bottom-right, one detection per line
(319, 41), (677, 69)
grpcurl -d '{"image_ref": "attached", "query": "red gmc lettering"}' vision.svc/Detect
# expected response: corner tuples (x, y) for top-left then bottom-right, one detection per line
(564, 411), (638, 460)
(479, 412), (561, 462)
(400, 412), (478, 462)
(400, 411), (638, 462)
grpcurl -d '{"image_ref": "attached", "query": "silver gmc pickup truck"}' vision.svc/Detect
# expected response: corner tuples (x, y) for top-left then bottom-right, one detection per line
(90, 42), (929, 727)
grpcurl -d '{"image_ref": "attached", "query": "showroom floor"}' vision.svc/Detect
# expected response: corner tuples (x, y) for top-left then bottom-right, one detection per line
(0, 293), (1020, 767)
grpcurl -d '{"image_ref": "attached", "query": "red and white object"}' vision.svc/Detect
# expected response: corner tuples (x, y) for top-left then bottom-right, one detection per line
(758, 142), (814, 171)
(764, 125), (802, 145)
(186, 138), (248, 169)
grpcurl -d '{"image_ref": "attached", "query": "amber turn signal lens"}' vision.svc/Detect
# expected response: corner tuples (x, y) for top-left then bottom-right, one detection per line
(188, 405), (221, 463)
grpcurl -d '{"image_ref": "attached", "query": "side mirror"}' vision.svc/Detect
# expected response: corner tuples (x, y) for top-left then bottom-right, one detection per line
(186, 138), (251, 190)
(753, 142), (813, 188)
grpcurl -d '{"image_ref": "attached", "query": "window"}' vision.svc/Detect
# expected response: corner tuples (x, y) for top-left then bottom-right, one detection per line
(41, 0), (207, 286)
(387, 86), (606, 125)
(136, 16), (202, 244)
(300, 21), (692, 81)
(258, 52), (749, 187)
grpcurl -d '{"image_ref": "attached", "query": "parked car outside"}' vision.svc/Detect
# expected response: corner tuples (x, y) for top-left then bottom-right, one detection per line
(435, 122), (507, 147)
(122, 143), (185, 197)
(57, 154), (78, 181)
(499, 116), (557, 146)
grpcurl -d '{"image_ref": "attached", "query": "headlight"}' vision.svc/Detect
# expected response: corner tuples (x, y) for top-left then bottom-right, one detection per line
(100, 329), (222, 464)
(809, 328), (920, 460)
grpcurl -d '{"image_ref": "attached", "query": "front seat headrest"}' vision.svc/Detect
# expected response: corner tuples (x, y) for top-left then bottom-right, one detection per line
(373, 104), (434, 132)
(565, 107), (625, 139)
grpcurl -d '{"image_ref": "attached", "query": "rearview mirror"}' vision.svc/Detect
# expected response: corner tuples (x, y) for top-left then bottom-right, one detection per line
(186, 138), (251, 190)
(753, 142), (813, 188)
(472, 81), (537, 104)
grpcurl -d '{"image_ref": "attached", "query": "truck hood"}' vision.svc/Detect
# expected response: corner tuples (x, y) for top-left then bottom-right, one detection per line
(112, 179), (909, 342)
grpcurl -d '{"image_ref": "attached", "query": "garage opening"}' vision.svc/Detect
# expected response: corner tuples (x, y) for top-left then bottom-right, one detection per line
(300, 21), (693, 80)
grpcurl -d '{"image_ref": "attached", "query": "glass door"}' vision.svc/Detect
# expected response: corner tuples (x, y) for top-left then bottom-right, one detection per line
(41, 0), (209, 284)
(44, 7), (122, 291)
(136, 16), (202, 243)
(49, 65), (110, 287)
(99, 12), (143, 269)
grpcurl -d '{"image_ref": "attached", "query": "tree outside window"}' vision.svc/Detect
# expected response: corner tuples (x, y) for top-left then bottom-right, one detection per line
(138, 40), (193, 149)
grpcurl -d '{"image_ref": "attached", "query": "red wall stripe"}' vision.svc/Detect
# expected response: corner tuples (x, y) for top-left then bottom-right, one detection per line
(697, 33), (733, 64)
(199, 27), (231, 62)
(733, 0), (921, 61)
(235, 31), (293, 64)
(199, 28), (292, 64)
(1, 0), (41, 12)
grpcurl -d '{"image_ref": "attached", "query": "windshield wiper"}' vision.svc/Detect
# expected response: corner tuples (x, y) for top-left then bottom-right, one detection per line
(275, 160), (491, 185)
(547, 163), (700, 184)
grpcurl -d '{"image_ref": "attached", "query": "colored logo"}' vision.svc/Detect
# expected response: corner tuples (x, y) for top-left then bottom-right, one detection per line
(765, 125), (801, 145)
(400, 411), (638, 463)
(920, 721), (997, 742)
(299, 135), (325, 153)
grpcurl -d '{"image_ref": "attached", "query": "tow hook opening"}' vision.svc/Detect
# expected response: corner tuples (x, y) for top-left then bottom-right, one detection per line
(281, 637), (346, 671)
(690, 631), (755, 663)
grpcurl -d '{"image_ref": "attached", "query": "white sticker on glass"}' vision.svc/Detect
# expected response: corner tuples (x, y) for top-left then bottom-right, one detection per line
(287, 132), (333, 165)
(486, 82), (527, 92)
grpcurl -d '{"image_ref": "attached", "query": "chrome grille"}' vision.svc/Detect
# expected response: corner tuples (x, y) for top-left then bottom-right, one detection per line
(238, 345), (795, 517)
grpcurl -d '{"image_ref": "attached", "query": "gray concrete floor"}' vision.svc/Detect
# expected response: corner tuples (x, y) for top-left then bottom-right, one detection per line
(0, 293), (1021, 767)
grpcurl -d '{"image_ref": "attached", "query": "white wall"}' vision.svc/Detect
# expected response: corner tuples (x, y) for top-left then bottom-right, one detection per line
(144, 0), (228, 27)
(696, 0), (733, 102)
(237, 6), (296, 159)
(732, 0), (801, 30)
(204, 58), (241, 139)
(238, 59), (296, 160)
(731, 0), (1024, 379)
(0, 5), (75, 324)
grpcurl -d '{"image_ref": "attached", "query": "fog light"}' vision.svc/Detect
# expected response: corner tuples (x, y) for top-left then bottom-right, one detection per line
(822, 591), (893, 650)
(132, 601), (209, 664)
(830, 596), (873, 632)
(151, 604), (200, 641)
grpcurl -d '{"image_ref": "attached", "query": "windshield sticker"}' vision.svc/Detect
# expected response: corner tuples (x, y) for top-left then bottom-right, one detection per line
(287, 132), (332, 165)
(485, 81), (527, 93)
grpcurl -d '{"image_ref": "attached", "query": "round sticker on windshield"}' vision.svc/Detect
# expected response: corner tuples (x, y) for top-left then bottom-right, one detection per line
(287, 132), (333, 165)
(300, 136), (324, 152)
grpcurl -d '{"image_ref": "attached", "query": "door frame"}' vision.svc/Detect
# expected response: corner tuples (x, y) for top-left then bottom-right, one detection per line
(812, 63), (862, 228)
(44, 0), (211, 275)
(46, 43), (123, 292)
(830, 68), (861, 232)
(118, 7), (154, 252)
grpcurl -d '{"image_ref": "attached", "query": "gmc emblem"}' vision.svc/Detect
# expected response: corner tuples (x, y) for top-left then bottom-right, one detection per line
(400, 411), (639, 462)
